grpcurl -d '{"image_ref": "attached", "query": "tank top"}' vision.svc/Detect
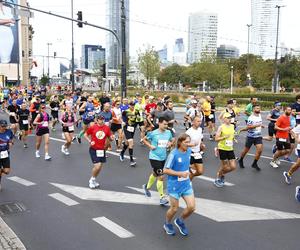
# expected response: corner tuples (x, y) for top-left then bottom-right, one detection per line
(218, 124), (235, 151)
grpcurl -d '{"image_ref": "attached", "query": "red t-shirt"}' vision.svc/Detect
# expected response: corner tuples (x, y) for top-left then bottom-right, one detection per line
(276, 115), (290, 139)
(145, 103), (157, 114)
(86, 124), (111, 150)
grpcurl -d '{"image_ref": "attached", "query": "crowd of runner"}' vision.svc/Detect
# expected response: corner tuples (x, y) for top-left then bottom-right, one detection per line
(0, 85), (300, 236)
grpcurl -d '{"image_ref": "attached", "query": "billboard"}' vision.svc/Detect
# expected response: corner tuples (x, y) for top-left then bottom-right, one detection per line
(0, 0), (20, 82)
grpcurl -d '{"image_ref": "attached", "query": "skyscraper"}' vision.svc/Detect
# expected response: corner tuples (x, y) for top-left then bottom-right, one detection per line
(251, 0), (283, 59)
(81, 45), (105, 70)
(174, 38), (184, 53)
(173, 38), (186, 65)
(106, 0), (130, 70)
(187, 12), (218, 64)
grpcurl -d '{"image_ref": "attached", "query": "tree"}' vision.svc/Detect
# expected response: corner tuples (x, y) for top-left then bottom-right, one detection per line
(137, 45), (160, 86)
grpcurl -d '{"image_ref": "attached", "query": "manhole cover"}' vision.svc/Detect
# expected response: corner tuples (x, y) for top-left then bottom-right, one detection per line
(0, 202), (26, 216)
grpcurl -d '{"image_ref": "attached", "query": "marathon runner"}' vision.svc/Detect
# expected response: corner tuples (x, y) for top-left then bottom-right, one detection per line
(184, 99), (198, 130)
(263, 102), (281, 141)
(134, 96), (146, 144)
(291, 94), (300, 125)
(49, 95), (60, 131)
(203, 96), (214, 140)
(7, 99), (19, 136)
(244, 97), (257, 124)
(111, 100), (123, 152)
(16, 102), (30, 148)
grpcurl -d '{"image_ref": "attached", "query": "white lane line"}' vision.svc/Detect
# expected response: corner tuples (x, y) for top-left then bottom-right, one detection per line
(247, 153), (296, 164)
(7, 176), (36, 186)
(48, 193), (79, 206)
(196, 175), (235, 186)
(92, 217), (134, 239)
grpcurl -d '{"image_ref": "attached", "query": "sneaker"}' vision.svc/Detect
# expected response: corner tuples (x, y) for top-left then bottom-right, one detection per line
(272, 144), (277, 154)
(35, 151), (40, 158)
(89, 180), (96, 189)
(174, 218), (188, 236)
(142, 184), (151, 197)
(23, 144), (28, 148)
(275, 159), (281, 165)
(45, 154), (52, 161)
(94, 180), (100, 188)
(283, 171), (291, 185)
(251, 163), (261, 171)
(295, 186), (300, 202)
(238, 159), (245, 168)
(220, 175), (225, 184)
(284, 157), (292, 162)
(159, 196), (169, 206)
(270, 161), (279, 169)
(77, 137), (81, 144)
(61, 145), (66, 154)
(130, 161), (136, 167)
(64, 148), (70, 156)
(214, 178), (224, 188)
(119, 153), (124, 162)
(163, 223), (176, 236)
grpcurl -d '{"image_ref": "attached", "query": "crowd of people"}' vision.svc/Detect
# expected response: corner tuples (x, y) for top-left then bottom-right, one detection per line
(0, 85), (300, 236)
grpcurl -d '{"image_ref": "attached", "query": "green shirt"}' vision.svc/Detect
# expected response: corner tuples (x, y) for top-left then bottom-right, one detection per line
(245, 103), (253, 119)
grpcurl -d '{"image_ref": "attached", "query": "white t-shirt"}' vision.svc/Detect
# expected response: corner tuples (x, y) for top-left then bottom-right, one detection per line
(247, 114), (263, 138)
(186, 107), (198, 119)
(186, 127), (203, 152)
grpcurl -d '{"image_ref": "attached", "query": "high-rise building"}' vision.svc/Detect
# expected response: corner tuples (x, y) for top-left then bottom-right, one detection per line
(174, 38), (184, 53)
(81, 45), (105, 70)
(251, 0), (283, 59)
(173, 38), (186, 65)
(217, 45), (239, 59)
(106, 0), (130, 70)
(157, 45), (168, 64)
(187, 11), (218, 64)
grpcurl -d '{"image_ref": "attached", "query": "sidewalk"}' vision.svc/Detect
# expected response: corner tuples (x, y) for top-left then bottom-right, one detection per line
(0, 217), (26, 250)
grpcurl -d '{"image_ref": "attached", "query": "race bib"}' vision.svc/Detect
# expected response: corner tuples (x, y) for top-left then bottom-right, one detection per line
(68, 125), (74, 132)
(178, 171), (189, 182)
(22, 120), (29, 125)
(158, 140), (168, 148)
(127, 126), (134, 132)
(0, 150), (8, 159)
(42, 121), (48, 127)
(230, 118), (235, 123)
(193, 152), (202, 159)
(105, 122), (110, 126)
(53, 107), (59, 111)
(9, 112), (15, 116)
(96, 150), (104, 157)
(88, 111), (94, 117)
(225, 140), (233, 147)
(279, 138), (287, 142)
(178, 157), (182, 163)
(296, 115), (300, 120)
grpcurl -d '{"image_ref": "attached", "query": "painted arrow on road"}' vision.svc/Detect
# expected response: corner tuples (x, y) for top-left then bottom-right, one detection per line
(50, 182), (300, 222)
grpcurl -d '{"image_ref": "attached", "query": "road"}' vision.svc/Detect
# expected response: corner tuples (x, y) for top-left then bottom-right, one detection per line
(0, 111), (300, 250)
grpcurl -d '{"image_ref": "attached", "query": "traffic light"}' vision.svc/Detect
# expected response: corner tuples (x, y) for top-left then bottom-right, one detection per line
(101, 63), (106, 78)
(54, 52), (57, 58)
(77, 11), (83, 28)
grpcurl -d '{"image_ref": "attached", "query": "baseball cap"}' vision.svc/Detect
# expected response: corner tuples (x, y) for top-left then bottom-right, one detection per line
(223, 113), (232, 118)
(274, 101), (281, 106)
(191, 99), (198, 104)
(0, 120), (8, 127)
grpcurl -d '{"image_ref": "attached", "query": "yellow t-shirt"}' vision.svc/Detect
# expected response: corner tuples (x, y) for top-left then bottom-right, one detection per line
(203, 100), (211, 117)
(218, 124), (235, 151)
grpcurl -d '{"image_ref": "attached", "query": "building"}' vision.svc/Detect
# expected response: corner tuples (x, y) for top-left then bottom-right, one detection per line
(157, 45), (168, 64)
(217, 45), (239, 59)
(172, 38), (187, 65)
(80, 45), (105, 70)
(106, 0), (130, 70)
(174, 38), (184, 53)
(187, 11), (218, 64)
(251, 0), (283, 59)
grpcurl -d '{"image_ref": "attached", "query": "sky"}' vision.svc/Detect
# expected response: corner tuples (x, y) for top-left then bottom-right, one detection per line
(25, 0), (300, 76)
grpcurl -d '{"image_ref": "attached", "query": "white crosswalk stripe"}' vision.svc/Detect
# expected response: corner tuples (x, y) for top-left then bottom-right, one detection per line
(7, 176), (36, 186)
(48, 193), (79, 206)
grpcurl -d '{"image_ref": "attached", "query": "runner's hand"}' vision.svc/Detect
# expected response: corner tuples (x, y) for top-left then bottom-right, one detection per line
(180, 172), (189, 178)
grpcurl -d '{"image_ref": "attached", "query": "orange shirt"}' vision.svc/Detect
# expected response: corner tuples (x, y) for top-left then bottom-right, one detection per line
(276, 115), (290, 139)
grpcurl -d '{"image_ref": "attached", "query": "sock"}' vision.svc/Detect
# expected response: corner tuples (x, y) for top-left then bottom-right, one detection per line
(121, 144), (128, 154)
(146, 174), (156, 189)
(115, 139), (119, 146)
(156, 180), (164, 198)
(129, 148), (133, 161)
(78, 130), (84, 138)
(288, 171), (292, 177)
(253, 159), (258, 165)
(239, 157), (243, 161)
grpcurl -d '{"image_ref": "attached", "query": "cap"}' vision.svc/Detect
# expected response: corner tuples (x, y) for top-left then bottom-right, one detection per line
(0, 120), (8, 127)
(274, 101), (281, 106)
(223, 113), (232, 118)
(227, 99), (234, 105)
(191, 99), (198, 104)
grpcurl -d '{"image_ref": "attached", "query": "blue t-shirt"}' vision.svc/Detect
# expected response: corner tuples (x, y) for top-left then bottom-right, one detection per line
(100, 111), (112, 123)
(3, 89), (10, 98)
(247, 114), (263, 138)
(0, 129), (13, 152)
(120, 104), (129, 121)
(16, 98), (23, 107)
(146, 129), (173, 161)
(83, 102), (95, 120)
(269, 109), (281, 124)
(165, 148), (192, 193)
(292, 102), (300, 124)
(291, 115), (296, 129)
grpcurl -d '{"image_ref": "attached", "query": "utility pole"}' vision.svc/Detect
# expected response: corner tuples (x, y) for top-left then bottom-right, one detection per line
(47, 42), (52, 78)
(71, 0), (75, 91)
(247, 24), (252, 86)
(273, 5), (285, 93)
(120, 0), (127, 98)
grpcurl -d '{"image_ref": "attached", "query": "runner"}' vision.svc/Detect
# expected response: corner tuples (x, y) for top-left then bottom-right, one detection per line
(134, 96), (146, 144)
(238, 104), (264, 171)
(214, 113), (236, 187)
(0, 120), (14, 191)
(184, 99), (198, 130)
(219, 99), (237, 129)
(100, 103), (113, 151)
(147, 102), (164, 131)
(33, 104), (52, 161)
(60, 106), (77, 155)
(29, 95), (41, 128)
(120, 101), (138, 167)
(142, 117), (173, 205)
(263, 102), (281, 141)
(163, 100), (177, 144)
(163, 133), (195, 236)
(49, 95), (60, 131)
(111, 100), (123, 152)
(16, 102), (30, 148)
(244, 97), (257, 124)
(6, 99), (19, 136)
(186, 116), (205, 180)
(84, 114), (114, 189)
(203, 96), (214, 140)
(270, 106), (292, 168)
(291, 94), (300, 125)
(284, 108), (297, 162)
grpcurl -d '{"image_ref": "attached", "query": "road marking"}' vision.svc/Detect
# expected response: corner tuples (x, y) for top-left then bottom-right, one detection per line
(92, 217), (134, 239)
(7, 176), (36, 186)
(48, 193), (79, 206)
(51, 183), (300, 222)
(247, 153), (296, 164)
(196, 175), (235, 186)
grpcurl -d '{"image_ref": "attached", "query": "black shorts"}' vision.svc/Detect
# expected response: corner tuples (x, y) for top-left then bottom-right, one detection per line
(124, 125), (135, 140)
(62, 126), (75, 133)
(190, 152), (203, 164)
(83, 119), (93, 125)
(111, 123), (122, 132)
(219, 149), (235, 161)
(268, 123), (276, 137)
(289, 134), (295, 144)
(19, 124), (29, 131)
(205, 116), (213, 123)
(276, 138), (291, 151)
(9, 117), (17, 124)
(136, 121), (145, 128)
(245, 137), (263, 148)
(0, 156), (10, 169)
(51, 112), (59, 119)
(89, 148), (106, 164)
(150, 159), (165, 176)
(36, 127), (49, 136)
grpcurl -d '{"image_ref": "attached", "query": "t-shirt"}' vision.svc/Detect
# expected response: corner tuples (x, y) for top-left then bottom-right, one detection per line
(86, 124), (111, 150)
(112, 107), (122, 124)
(146, 129), (173, 161)
(0, 129), (13, 152)
(17, 109), (30, 125)
(7, 105), (18, 116)
(100, 111), (112, 124)
(145, 103), (157, 114)
(50, 101), (60, 113)
(186, 107), (198, 119)
(276, 115), (290, 139)
(247, 114), (263, 138)
(185, 127), (203, 152)
(292, 102), (300, 124)
(269, 109), (281, 124)
(151, 110), (164, 127)
(202, 101), (211, 116)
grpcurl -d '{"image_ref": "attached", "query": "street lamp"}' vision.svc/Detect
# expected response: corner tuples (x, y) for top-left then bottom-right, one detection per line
(71, 0), (75, 91)
(247, 24), (252, 86)
(47, 42), (52, 77)
(230, 66), (234, 94)
(15, 18), (20, 85)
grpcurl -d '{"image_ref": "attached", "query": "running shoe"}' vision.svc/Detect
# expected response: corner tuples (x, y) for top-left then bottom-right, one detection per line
(77, 137), (81, 144)
(23, 144), (28, 148)
(275, 159), (281, 165)
(295, 186), (300, 202)
(159, 196), (169, 206)
(270, 161), (279, 168)
(64, 148), (70, 156)
(119, 153), (124, 162)
(61, 145), (66, 154)
(93, 180), (100, 188)
(283, 157), (292, 162)
(251, 163), (261, 171)
(163, 223), (176, 236)
(220, 176), (225, 184)
(89, 180), (96, 189)
(45, 154), (52, 161)
(272, 144), (277, 154)
(130, 161), (136, 167)
(238, 158), (245, 168)
(174, 218), (188, 236)
(214, 179), (224, 188)
(142, 184), (151, 197)
(283, 171), (291, 185)
(35, 151), (40, 158)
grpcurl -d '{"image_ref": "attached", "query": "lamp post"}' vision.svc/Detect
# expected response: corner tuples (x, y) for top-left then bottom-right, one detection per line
(15, 19), (20, 85)
(71, 0), (75, 91)
(230, 66), (234, 94)
(47, 42), (52, 77)
(247, 24), (252, 86)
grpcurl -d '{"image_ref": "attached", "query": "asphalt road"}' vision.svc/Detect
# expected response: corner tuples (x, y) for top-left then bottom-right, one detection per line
(0, 111), (300, 250)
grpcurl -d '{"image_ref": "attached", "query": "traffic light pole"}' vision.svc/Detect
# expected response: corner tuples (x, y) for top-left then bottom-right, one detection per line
(9, 2), (125, 97)
(71, 0), (75, 92)
(120, 0), (127, 98)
